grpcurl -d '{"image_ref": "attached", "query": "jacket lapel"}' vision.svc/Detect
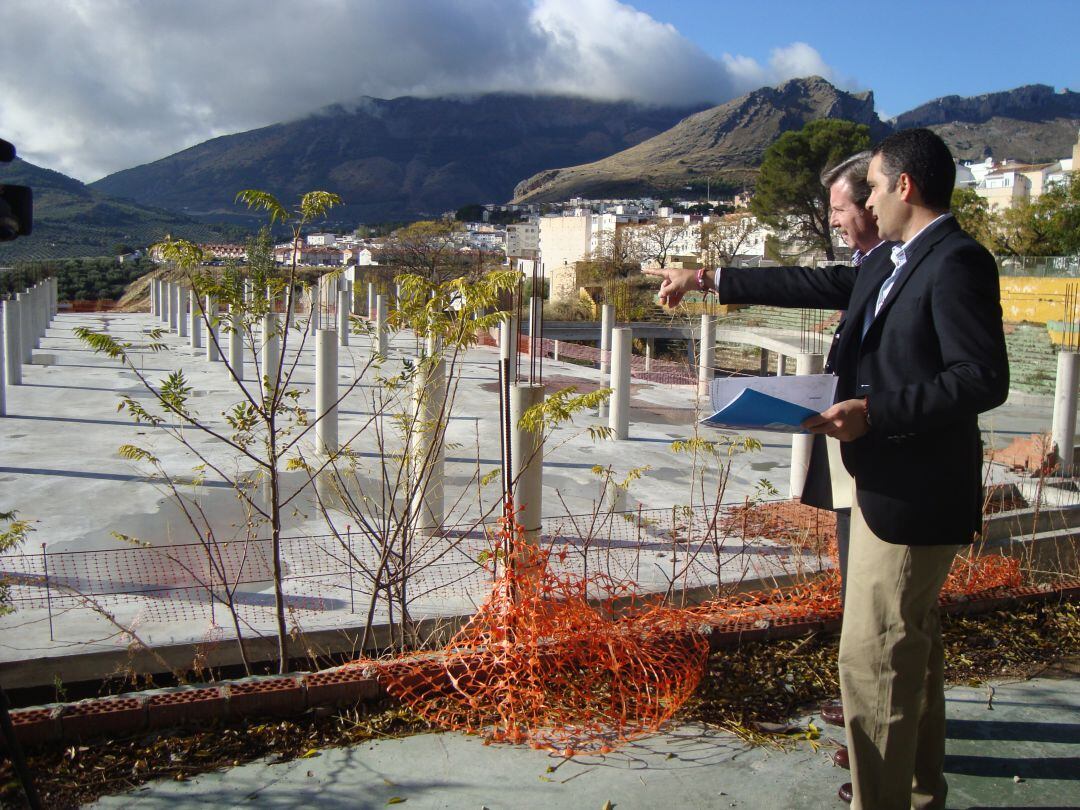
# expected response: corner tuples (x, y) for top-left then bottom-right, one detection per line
(866, 218), (958, 333)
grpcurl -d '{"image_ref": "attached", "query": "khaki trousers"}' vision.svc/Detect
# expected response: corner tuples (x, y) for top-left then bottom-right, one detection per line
(839, 496), (960, 810)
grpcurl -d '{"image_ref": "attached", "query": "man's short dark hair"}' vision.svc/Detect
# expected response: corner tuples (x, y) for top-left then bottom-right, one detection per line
(871, 128), (956, 211)
(821, 151), (872, 207)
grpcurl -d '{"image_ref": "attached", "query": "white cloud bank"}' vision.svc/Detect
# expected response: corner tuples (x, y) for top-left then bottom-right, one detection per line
(0, 0), (845, 181)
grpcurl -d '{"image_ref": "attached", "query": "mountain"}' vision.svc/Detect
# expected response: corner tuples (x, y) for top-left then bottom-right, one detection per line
(893, 84), (1080, 163)
(0, 158), (232, 261)
(512, 77), (891, 203)
(90, 94), (706, 225)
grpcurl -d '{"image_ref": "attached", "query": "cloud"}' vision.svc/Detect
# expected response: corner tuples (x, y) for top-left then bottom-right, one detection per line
(0, 0), (843, 181)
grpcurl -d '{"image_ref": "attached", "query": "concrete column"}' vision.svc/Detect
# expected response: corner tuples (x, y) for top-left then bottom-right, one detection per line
(645, 338), (654, 372)
(367, 282), (375, 320)
(308, 287), (319, 336)
(411, 356), (446, 532)
(553, 340), (560, 362)
(31, 285), (43, 348)
(169, 283), (179, 332)
(510, 383), (545, 545)
(315, 329), (339, 456)
(777, 353), (787, 377)
(51, 277), (58, 317)
(160, 281), (170, 324)
(500, 314), (517, 379)
(598, 304), (614, 417)
(190, 291), (203, 349)
(150, 278), (158, 316)
(698, 314), (715, 397)
(16, 293), (31, 363)
(789, 352), (825, 498)
(346, 280), (355, 315)
(177, 287), (189, 338)
(0, 315), (5, 415)
(609, 327), (632, 440)
(262, 313), (281, 394)
(375, 294), (388, 356)
(229, 306), (245, 381)
(1052, 351), (1079, 474)
(338, 289), (350, 346)
(3, 299), (21, 385)
(205, 296), (220, 362)
(759, 347), (769, 375)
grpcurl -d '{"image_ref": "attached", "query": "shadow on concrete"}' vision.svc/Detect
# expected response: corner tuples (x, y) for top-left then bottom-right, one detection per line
(945, 754), (1080, 780)
(947, 718), (1080, 744)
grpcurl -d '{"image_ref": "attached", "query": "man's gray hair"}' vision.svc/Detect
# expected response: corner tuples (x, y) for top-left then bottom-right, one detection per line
(820, 150), (872, 208)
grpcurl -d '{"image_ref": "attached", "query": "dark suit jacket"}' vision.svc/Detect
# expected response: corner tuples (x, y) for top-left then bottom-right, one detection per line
(716, 218), (1009, 545)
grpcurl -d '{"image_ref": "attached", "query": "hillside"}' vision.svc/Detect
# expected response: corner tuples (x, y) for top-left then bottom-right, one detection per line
(894, 84), (1080, 162)
(0, 158), (233, 261)
(90, 94), (705, 225)
(511, 77), (891, 203)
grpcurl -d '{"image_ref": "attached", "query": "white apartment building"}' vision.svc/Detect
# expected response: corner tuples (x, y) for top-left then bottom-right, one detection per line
(305, 233), (338, 246)
(506, 221), (540, 259)
(969, 130), (1079, 210)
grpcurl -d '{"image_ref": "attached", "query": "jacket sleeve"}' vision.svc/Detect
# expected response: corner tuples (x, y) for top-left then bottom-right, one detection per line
(869, 243), (1009, 431)
(715, 265), (857, 310)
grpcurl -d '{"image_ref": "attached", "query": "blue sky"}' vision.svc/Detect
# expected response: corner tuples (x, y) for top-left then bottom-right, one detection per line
(2, 0), (1077, 181)
(628, 0), (1079, 118)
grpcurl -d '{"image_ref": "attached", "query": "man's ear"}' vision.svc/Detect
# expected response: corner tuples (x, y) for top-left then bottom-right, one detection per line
(897, 172), (917, 203)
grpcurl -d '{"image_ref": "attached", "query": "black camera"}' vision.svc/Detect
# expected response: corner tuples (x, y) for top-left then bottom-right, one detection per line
(0, 138), (33, 241)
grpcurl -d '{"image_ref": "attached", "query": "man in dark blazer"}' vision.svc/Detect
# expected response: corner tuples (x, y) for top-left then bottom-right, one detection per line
(647, 129), (1008, 809)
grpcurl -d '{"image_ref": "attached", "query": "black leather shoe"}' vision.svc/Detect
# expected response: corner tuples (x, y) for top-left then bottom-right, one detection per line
(820, 702), (845, 726)
(838, 782), (853, 804)
(832, 747), (850, 769)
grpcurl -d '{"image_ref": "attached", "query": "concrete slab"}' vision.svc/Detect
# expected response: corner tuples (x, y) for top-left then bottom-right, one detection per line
(87, 674), (1080, 809)
(0, 312), (1071, 683)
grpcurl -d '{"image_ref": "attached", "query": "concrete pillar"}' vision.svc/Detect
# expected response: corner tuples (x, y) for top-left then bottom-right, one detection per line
(205, 296), (221, 362)
(789, 352), (825, 498)
(500, 314), (518, 379)
(31, 285), (42, 348)
(16, 293), (31, 363)
(177, 287), (189, 338)
(346, 280), (355, 315)
(150, 278), (158, 316)
(3, 299), (21, 385)
(190, 293), (203, 349)
(169, 283), (179, 332)
(375, 294), (388, 356)
(1051, 351), (1079, 474)
(411, 356), (446, 532)
(229, 306), (245, 381)
(599, 303), (614, 374)
(553, 340), (560, 362)
(160, 281), (170, 324)
(645, 338), (654, 372)
(609, 327), (632, 440)
(315, 329), (339, 456)
(777, 353), (787, 377)
(51, 277), (58, 317)
(367, 282), (375, 320)
(262, 313), (281, 394)
(510, 383), (545, 545)
(698, 314), (715, 397)
(338, 290), (350, 347)
(759, 347), (769, 376)
(0, 316), (5, 415)
(308, 287), (319, 336)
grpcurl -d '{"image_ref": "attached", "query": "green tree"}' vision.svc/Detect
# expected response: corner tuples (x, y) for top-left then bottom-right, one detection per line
(951, 188), (995, 250)
(750, 119), (871, 261)
(381, 220), (475, 284)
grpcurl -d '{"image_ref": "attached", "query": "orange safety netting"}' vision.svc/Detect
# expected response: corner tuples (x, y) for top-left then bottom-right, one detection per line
(350, 504), (710, 755)
(351, 500), (1026, 755)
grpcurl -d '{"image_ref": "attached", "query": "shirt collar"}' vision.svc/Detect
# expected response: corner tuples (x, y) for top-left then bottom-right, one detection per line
(851, 240), (886, 267)
(892, 213), (952, 268)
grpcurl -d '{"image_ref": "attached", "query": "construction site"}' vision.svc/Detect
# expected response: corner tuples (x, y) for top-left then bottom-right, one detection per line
(0, 266), (1078, 807)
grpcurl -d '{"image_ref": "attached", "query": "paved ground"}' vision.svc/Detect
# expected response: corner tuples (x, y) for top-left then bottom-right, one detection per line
(89, 673), (1080, 809)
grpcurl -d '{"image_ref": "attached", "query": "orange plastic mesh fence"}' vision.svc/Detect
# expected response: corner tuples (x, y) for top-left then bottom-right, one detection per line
(350, 505), (710, 754)
(351, 500), (1025, 755)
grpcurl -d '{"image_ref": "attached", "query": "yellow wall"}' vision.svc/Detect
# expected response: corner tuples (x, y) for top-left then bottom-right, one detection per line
(1000, 276), (1078, 324)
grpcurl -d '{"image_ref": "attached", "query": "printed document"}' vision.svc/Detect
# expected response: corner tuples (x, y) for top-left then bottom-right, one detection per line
(701, 374), (838, 433)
